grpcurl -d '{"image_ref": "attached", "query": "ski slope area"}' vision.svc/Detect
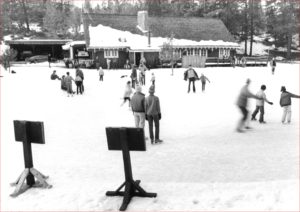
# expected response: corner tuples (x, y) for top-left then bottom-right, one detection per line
(0, 63), (299, 211)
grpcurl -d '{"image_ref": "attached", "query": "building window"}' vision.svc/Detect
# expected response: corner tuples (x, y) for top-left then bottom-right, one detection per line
(200, 49), (207, 57)
(194, 49), (200, 56)
(104, 49), (119, 58)
(219, 49), (230, 58)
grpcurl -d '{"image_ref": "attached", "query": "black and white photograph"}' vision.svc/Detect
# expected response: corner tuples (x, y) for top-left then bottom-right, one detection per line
(0, 0), (299, 211)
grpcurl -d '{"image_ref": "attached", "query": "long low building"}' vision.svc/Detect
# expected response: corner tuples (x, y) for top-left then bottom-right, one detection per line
(82, 11), (241, 69)
(5, 39), (71, 61)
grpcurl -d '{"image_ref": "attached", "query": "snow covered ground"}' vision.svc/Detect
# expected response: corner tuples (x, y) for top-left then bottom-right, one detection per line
(1, 63), (299, 211)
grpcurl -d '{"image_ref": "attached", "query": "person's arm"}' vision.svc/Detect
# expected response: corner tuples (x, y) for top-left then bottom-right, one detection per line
(157, 97), (161, 114)
(206, 77), (210, 83)
(263, 93), (273, 105)
(290, 93), (300, 98)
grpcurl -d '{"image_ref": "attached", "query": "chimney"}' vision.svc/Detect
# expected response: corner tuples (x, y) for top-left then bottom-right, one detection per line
(137, 11), (151, 47)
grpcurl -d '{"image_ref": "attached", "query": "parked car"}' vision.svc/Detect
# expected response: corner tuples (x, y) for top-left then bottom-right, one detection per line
(25, 55), (57, 64)
(161, 60), (182, 68)
(275, 56), (284, 61)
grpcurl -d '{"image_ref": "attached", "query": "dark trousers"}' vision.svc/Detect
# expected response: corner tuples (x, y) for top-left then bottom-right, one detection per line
(48, 61), (51, 68)
(148, 114), (160, 140)
(202, 82), (206, 91)
(99, 75), (103, 81)
(272, 67), (275, 74)
(131, 80), (136, 89)
(252, 105), (265, 122)
(113, 62), (117, 69)
(188, 78), (196, 93)
(75, 81), (82, 94)
(152, 80), (155, 86)
(143, 75), (145, 85)
(238, 106), (249, 129)
(81, 80), (84, 92)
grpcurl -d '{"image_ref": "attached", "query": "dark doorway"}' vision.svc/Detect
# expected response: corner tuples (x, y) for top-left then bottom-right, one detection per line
(135, 52), (141, 66)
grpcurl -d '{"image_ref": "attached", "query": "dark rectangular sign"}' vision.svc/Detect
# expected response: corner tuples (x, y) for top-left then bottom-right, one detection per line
(106, 127), (146, 151)
(14, 121), (45, 144)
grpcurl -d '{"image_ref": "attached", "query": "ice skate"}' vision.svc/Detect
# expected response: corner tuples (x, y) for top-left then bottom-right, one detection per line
(259, 121), (266, 124)
(155, 139), (163, 143)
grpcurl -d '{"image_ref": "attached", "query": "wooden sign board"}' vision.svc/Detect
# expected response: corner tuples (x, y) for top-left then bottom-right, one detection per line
(14, 121), (45, 144)
(106, 127), (146, 151)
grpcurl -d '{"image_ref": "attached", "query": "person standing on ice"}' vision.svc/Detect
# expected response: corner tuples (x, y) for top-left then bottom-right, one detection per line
(280, 86), (300, 123)
(98, 67), (104, 81)
(106, 58), (111, 70)
(131, 86), (147, 140)
(145, 85), (163, 144)
(236, 79), (262, 132)
(121, 81), (133, 108)
(139, 63), (147, 86)
(64, 72), (75, 97)
(48, 54), (51, 68)
(150, 72), (155, 86)
(251, 85), (273, 124)
(184, 65), (199, 93)
(75, 74), (83, 95)
(130, 65), (137, 89)
(75, 66), (84, 93)
(199, 73), (210, 92)
(138, 70), (143, 86)
(270, 57), (276, 75)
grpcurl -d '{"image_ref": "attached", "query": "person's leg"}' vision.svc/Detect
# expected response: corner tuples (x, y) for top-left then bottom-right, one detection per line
(238, 106), (248, 131)
(192, 79), (196, 92)
(259, 106), (265, 123)
(287, 105), (292, 122)
(152, 80), (155, 86)
(76, 84), (79, 94)
(81, 80), (84, 92)
(188, 79), (191, 93)
(153, 114), (160, 140)
(79, 82), (82, 94)
(139, 113), (145, 128)
(281, 106), (288, 123)
(134, 113), (140, 128)
(251, 105), (259, 120)
(202, 82), (205, 91)
(148, 115), (154, 142)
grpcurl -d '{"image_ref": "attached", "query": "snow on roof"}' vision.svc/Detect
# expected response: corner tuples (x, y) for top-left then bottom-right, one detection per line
(88, 25), (241, 51)
(62, 41), (86, 50)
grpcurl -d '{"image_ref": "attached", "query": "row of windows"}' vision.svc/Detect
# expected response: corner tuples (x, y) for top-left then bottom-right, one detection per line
(104, 50), (119, 58)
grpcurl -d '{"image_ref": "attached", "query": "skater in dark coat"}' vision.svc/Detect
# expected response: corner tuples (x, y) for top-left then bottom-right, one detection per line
(280, 86), (300, 123)
(48, 54), (51, 68)
(270, 58), (276, 75)
(130, 65), (137, 89)
(64, 72), (75, 97)
(145, 85), (163, 144)
(75, 74), (83, 95)
(251, 85), (273, 124)
(51, 70), (61, 80)
(75, 66), (84, 92)
(61, 75), (67, 91)
(236, 79), (262, 132)
(199, 73), (210, 92)
(184, 65), (199, 93)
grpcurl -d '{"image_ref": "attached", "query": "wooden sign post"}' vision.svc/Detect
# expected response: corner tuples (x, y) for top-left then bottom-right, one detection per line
(106, 127), (157, 211)
(10, 120), (52, 197)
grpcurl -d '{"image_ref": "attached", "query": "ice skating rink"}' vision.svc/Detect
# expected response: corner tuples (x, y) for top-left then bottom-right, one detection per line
(1, 63), (299, 211)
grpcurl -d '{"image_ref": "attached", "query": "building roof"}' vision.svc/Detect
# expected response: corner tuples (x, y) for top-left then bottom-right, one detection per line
(5, 39), (72, 45)
(62, 41), (86, 50)
(83, 13), (236, 43)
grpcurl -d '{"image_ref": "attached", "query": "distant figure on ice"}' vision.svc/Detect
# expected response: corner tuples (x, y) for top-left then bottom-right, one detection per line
(241, 56), (247, 68)
(138, 70), (144, 86)
(48, 54), (51, 68)
(51, 70), (61, 80)
(112, 58), (118, 70)
(64, 72), (75, 97)
(270, 57), (276, 75)
(251, 85), (273, 124)
(199, 73), (210, 92)
(98, 67), (104, 81)
(75, 66), (84, 93)
(75, 74), (83, 95)
(184, 65), (199, 93)
(139, 63), (148, 85)
(236, 79), (262, 132)
(145, 85), (163, 144)
(121, 81), (133, 108)
(61, 75), (67, 91)
(130, 65), (137, 89)
(131, 86), (147, 140)
(106, 58), (111, 70)
(280, 86), (300, 124)
(150, 73), (155, 86)
(124, 59), (131, 69)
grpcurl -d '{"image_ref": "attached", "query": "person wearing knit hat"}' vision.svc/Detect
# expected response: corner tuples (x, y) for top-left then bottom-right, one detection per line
(131, 85), (147, 140)
(280, 86), (300, 123)
(199, 73), (210, 92)
(251, 85), (273, 124)
(145, 85), (163, 144)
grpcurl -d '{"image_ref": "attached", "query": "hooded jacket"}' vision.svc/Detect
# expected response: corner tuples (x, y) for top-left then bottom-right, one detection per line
(280, 91), (299, 107)
(131, 92), (145, 113)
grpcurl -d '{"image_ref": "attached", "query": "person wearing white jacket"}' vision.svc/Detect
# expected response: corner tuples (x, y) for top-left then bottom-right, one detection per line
(98, 67), (104, 81)
(251, 85), (273, 124)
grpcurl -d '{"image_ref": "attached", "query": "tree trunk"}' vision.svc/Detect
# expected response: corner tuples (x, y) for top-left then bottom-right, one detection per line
(250, 0), (254, 56)
(244, 1), (248, 56)
(21, 0), (30, 31)
(287, 31), (292, 60)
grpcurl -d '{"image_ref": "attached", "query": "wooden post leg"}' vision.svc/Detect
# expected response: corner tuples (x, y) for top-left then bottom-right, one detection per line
(10, 169), (30, 197)
(119, 182), (133, 211)
(30, 168), (52, 189)
(10, 173), (23, 187)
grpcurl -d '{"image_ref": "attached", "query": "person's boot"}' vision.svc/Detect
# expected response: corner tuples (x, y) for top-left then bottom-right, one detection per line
(155, 139), (163, 143)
